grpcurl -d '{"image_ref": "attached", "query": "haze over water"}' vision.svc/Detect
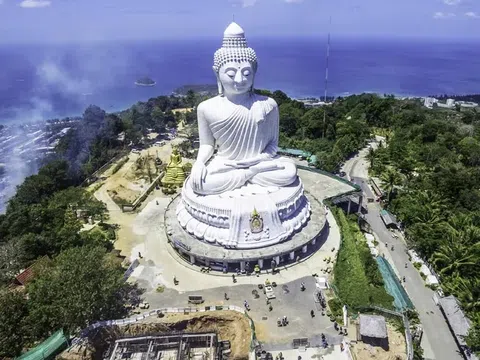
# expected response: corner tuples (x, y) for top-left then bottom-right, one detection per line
(1, 36), (480, 124)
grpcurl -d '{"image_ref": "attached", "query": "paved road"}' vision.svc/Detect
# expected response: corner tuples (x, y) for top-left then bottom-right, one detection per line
(144, 276), (343, 348)
(341, 139), (463, 360)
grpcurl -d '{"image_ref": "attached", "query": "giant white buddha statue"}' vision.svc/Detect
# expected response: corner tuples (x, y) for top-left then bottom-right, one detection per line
(176, 22), (310, 249)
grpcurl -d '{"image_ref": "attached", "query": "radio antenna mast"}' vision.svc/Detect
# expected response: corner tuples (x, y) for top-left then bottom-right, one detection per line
(322, 16), (332, 138)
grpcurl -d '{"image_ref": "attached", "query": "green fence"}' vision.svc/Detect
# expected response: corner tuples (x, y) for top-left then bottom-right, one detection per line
(17, 330), (68, 360)
(243, 311), (257, 351)
(376, 257), (414, 311)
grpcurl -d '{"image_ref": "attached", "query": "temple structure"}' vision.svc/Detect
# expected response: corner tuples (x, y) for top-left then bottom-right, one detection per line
(176, 22), (311, 249)
(164, 22), (361, 272)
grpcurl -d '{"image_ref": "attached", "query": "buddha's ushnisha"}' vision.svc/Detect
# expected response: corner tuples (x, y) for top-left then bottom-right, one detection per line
(189, 22), (297, 195)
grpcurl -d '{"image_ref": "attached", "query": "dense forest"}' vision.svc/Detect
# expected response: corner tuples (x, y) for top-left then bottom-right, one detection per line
(0, 92), (200, 358)
(1, 88), (480, 356)
(366, 98), (480, 354)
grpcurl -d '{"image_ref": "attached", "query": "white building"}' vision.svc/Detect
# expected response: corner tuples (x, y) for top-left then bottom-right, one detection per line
(423, 97), (437, 109)
(457, 101), (479, 108)
(446, 98), (455, 107)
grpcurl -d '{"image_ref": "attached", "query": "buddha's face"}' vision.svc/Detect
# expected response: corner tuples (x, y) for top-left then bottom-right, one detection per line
(217, 61), (255, 96)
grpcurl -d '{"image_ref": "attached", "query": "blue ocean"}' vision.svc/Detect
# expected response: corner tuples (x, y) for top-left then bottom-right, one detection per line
(1, 36), (480, 123)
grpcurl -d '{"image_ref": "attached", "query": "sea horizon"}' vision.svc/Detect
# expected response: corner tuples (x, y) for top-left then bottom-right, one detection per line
(1, 36), (480, 124)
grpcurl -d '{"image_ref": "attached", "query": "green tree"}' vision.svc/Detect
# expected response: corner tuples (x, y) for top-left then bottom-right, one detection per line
(380, 168), (403, 203)
(366, 147), (376, 169)
(465, 319), (480, 355)
(0, 240), (26, 284)
(27, 246), (137, 337)
(0, 290), (30, 358)
(279, 102), (303, 137)
(444, 277), (480, 313)
(430, 234), (479, 278)
(186, 90), (196, 107)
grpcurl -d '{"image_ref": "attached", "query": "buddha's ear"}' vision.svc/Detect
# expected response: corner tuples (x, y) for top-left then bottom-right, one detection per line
(213, 68), (224, 97)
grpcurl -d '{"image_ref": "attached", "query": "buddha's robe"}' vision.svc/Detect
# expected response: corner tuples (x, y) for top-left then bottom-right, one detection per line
(192, 95), (297, 195)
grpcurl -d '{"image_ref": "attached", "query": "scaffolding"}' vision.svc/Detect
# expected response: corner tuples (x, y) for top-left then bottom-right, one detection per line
(105, 332), (225, 360)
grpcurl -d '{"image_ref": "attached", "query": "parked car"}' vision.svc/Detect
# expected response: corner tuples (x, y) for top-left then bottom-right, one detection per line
(139, 302), (150, 309)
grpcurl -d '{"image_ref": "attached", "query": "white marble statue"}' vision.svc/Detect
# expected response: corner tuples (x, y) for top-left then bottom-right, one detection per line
(190, 23), (296, 195)
(176, 22), (310, 249)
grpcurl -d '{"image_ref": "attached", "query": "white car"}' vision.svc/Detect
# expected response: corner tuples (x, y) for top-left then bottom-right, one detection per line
(139, 302), (150, 309)
(265, 285), (276, 299)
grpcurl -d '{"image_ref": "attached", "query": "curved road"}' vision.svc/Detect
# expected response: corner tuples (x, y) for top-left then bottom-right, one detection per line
(342, 138), (463, 360)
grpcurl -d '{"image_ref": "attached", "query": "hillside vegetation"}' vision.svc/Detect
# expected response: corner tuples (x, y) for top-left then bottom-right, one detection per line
(1, 88), (480, 356)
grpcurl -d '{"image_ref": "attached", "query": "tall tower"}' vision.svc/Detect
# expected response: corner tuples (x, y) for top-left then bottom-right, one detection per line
(323, 16), (332, 138)
(324, 16), (332, 103)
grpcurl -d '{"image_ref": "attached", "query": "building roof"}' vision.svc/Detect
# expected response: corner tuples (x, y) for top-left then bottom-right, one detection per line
(15, 256), (49, 286)
(438, 295), (471, 346)
(308, 155), (317, 164)
(380, 209), (398, 227)
(359, 314), (388, 339)
(278, 148), (312, 158)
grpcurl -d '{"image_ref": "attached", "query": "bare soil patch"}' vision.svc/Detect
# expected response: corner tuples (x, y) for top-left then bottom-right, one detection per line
(159, 311), (251, 360)
(60, 311), (251, 360)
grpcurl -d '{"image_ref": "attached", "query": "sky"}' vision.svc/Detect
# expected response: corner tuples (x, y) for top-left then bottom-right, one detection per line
(0, 0), (479, 43)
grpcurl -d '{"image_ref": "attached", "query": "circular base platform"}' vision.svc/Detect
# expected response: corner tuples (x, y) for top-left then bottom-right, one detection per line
(164, 192), (328, 270)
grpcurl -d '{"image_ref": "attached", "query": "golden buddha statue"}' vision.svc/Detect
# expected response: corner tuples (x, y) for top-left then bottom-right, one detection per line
(162, 147), (186, 187)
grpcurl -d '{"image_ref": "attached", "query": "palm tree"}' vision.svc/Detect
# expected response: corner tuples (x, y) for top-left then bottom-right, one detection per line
(366, 147), (376, 169)
(380, 168), (403, 203)
(430, 233), (480, 278)
(444, 277), (480, 313)
(413, 190), (448, 225)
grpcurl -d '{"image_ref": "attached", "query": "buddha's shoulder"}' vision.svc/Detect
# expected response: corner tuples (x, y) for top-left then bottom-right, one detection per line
(253, 94), (278, 109)
(197, 96), (223, 113)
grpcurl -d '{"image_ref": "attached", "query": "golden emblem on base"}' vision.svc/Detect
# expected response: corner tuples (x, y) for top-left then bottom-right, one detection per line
(249, 208), (264, 234)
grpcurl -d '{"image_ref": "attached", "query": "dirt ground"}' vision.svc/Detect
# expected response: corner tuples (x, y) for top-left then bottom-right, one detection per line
(100, 138), (183, 205)
(350, 323), (407, 360)
(156, 311), (252, 360)
(60, 311), (252, 360)
(124, 153), (161, 183)
(88, 136), (190, 260)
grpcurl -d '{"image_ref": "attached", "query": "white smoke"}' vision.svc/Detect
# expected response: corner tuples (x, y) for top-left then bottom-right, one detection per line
(1, 44), (135, 212)
(36, 62), (92, 96)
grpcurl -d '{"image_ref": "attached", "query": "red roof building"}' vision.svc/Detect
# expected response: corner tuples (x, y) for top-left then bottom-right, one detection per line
(15, 256), (49, 286)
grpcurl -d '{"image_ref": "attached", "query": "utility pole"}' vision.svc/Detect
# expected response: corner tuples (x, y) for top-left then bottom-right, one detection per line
(322, 16), (332, 139)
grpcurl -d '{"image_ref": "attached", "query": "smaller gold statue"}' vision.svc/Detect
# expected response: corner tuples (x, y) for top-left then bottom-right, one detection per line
(162, 147), (186, 187)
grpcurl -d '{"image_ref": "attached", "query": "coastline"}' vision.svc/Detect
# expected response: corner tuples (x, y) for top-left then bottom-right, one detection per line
(1, 88), (474, 126)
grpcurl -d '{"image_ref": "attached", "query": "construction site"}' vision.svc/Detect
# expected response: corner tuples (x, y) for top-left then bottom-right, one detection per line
(104, 332), (227, 360)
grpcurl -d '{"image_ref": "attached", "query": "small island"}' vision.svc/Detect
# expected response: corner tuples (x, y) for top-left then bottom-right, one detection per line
(135, 77), (156, 87)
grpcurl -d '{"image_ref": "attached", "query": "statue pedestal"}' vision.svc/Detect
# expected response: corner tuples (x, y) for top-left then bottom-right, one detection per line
(176, 177), (310, 249)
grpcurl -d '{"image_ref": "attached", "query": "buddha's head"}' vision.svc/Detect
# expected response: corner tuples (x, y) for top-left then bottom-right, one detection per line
(172, 147), (178, 155)
(213, 22), (258, 97)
